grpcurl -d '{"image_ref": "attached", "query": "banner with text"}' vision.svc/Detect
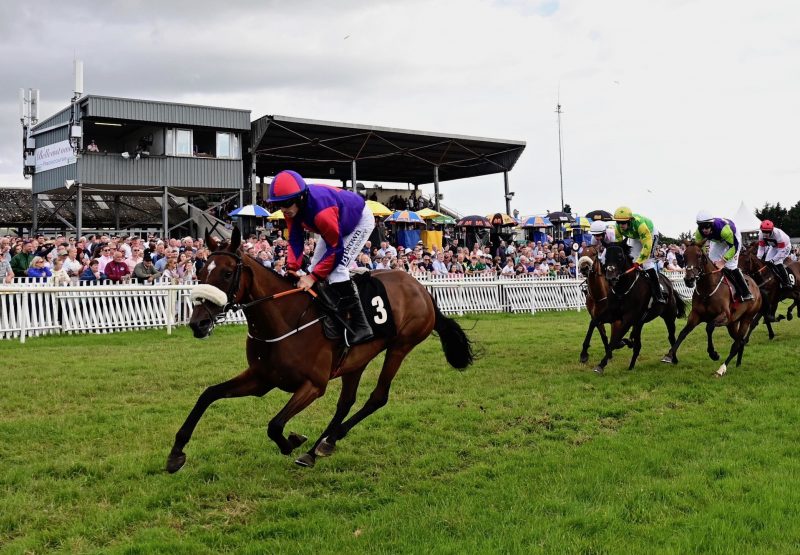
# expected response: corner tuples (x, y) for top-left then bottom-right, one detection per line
(35, 140), (76, 173)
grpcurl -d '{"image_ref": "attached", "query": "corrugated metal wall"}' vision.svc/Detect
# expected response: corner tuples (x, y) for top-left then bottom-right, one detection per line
(85, 97), (250, 130)
(77, 156), (243, 190)
(31, 124), (77, 193)
(32, 107), (72, 132)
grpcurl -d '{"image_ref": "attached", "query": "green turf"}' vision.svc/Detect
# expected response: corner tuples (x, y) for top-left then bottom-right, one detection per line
(2, 307), (800, 554)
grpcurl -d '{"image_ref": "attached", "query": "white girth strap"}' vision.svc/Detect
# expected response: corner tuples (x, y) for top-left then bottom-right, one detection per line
(190, 284), (229, 307)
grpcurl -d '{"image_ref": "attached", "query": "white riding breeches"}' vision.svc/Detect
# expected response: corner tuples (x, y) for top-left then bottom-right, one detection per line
(628, 232), (659, 271)
(708, 230), (742, 270)
(763, 245), (791, 265)
(309, 205), (375, 284)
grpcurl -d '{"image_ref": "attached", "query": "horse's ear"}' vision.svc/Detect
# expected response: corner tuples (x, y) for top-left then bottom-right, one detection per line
(229, 226), (241, 252)
(205, 229), (219, 252)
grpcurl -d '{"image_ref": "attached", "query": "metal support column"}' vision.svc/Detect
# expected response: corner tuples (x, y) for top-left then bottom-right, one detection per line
(503, 171), (511, 215)
(433, 166), (440, 212)
(31, 194), (38, 235)
(76, 184), (83, 239)
(250, 153), (258, 205)
(113, 195), (120, 231)
(350, 160), (357, 191)
(162, 186), (169, 239)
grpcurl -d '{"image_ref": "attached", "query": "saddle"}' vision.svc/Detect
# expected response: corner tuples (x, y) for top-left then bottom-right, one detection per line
(318, 272), (397, 344)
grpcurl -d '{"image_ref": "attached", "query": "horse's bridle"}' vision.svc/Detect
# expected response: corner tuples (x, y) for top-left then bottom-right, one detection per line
(205, 251), (245, 314)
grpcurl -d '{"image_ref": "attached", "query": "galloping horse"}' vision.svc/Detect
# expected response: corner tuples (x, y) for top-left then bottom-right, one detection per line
(589, 242), (686, 374)
(577, 245), (614, 364)
(661, 243), (762, 377)
(738, 243), (800, 333)
(166, 228), (473, 472)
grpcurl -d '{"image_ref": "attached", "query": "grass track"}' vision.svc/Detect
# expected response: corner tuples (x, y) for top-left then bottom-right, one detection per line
(2, 307), (800, 554)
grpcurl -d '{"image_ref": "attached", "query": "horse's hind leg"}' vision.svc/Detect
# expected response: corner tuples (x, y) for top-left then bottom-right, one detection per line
(627, 323), (643, 371)
(267, 379), (325, 456)
(295, 370), (364, 468)
(579, 319), (596, 364)
(167, 368), (271, 473)
(597, 323), (612, 360)
(324, 345), (411, 449)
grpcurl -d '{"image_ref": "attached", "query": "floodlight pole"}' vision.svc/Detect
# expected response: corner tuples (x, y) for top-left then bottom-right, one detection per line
(504, 171), (511, 215)
(31, 194), (38, 235)
(76, 184), (83, 239)
(556, 102), (565, 212)
(162, 186), (169, 239)
(350, 160), (357, 191)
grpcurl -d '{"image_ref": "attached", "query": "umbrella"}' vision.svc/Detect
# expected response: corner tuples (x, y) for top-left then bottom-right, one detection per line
(546, 211), (575, 224)
(366, 200), (392, 217)
(268, 210), (285, 221)
(487, 213), (518, 226)
(520, 215), (551, 228)
(571, 216), (591, 228)
(228, 204), (270, 218)
(432, 214), (456, 225)
(416, 208), (443, 219)
(585, 209), (613, 221)
(385, 210), (425, 225)
(456, 215), (492, 228)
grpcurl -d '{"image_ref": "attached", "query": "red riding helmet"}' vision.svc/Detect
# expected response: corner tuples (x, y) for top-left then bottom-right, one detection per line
(268, 170), (308, 203)
(760, 220), (774, 233)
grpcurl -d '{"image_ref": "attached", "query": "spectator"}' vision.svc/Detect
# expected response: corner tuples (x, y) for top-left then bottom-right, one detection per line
(105, 251), (131, 283)
(431, 252), (449, 275)
(86, 140), (100, 152)
(26, 256), (52, 280)
(500, 258), (516, 277)
(97, 246), (114, 273)
(0, 256), (13, 283)
(11, 240), (35, 277)
(162, 258), (180, 282)
(51, 258), (71, 286)
(134, 252), (162, 284)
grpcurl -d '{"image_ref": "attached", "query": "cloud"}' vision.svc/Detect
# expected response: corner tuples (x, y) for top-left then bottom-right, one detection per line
(1, 0), (798, 234)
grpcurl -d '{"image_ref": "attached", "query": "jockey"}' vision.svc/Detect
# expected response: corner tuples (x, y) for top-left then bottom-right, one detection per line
(268, 170), (375, 344)
(694, 210), (753, 301)
(757, 220), (793, 289)
(588, 220), (615, 264)
(612, 206), (665, 303)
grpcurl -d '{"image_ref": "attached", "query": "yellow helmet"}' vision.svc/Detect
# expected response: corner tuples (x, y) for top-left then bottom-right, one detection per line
(613, 206), (633, 221)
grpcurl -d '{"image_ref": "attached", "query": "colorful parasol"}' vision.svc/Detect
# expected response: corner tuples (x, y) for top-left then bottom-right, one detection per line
(487, 213), (519, 226)
(585, 209), (614, 221)
(520, 215), (551, 228)
(229, 204), (271, 218)
(432, 214), (456, 225)
(571, 216), (591, 228)
(366, 200), (392, 217)
(385, 210), (425, 225)
(415, 208), (444, 219)
(267, 210), (285, 221)
(546, 211), (575, 224)
(456, 215), (492, 228)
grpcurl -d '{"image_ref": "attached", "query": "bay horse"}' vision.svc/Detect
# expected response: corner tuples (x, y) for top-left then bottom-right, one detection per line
(739, 243), (800, 333)
(166, 228), (473, 473)
(590, 242), (686, 375)
(661, 243), (762, 377)
(577, 245), (614, 364)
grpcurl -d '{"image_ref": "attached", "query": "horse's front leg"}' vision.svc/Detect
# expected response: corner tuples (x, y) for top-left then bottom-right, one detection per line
(295, 370), (364, 468)
(706, 322), (720, 361)
(579, 318), (597, 363)
(167, 368), (271, 473)
(627, 323), (643, 370)
(662, 311), (701, 365)
(593, 319), (629, 375)
(267, 379), (325, 456)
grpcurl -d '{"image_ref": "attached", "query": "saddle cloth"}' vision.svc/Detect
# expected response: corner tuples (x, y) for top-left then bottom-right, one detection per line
(321, 272), (397, 342)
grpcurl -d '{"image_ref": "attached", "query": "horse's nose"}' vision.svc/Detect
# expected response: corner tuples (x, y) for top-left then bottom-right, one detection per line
(189, 319), (212, 338)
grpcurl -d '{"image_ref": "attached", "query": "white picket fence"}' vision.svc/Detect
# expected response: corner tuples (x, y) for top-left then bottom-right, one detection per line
(0, 272), (693, 343)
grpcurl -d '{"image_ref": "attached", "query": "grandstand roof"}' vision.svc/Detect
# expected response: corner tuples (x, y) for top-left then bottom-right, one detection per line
(251, 115), (526, 185)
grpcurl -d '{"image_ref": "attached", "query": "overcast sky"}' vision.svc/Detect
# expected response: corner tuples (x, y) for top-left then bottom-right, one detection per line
(1, 0), (798, 236)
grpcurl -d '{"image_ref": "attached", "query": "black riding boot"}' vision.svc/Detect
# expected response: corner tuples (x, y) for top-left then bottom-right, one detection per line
(645, 268), (666, 304)
(726, 268), (754, 301)
(771, 262), (792, 289)
(332, 280), (374, 345)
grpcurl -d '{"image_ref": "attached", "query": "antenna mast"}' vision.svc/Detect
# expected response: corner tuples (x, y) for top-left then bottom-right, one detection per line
(556, 100), (565, 212)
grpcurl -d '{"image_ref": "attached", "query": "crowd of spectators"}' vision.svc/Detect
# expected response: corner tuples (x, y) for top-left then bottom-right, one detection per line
(2, 232), (800, 286)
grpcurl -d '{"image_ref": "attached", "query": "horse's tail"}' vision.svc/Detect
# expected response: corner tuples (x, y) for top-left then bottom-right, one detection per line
(674, 291), (687, 318)
(433, 298), (474, 369)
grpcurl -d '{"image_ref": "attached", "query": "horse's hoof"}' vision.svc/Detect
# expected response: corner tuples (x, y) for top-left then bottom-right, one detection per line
(714, 364), (727, 378)
(661, 354), (673, 364)
(294, 453), (316, 468)
(166, 452), (186, 474)
(709, 351), (720, 361)
(314, 437), (336, 457)
(579, 353), (589, 364)
(592, 366), (604, 375)
(288, 432), (308, 450)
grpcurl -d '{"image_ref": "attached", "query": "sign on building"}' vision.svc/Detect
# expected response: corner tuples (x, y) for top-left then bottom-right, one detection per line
(35, 140), (76, 173)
